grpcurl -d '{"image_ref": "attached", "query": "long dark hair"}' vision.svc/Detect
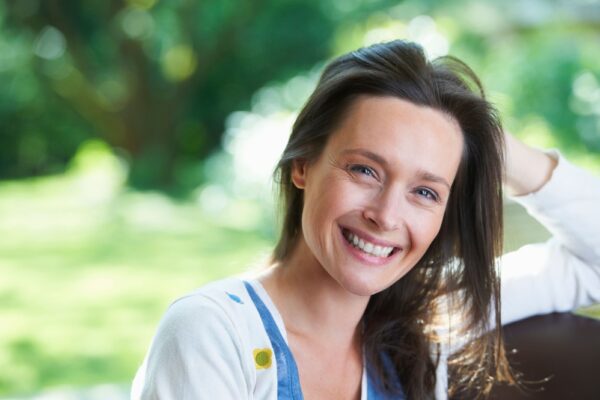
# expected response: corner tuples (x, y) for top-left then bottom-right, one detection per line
(272, 40), (512, 399)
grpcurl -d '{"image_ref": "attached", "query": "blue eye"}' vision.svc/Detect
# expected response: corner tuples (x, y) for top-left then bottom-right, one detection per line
(416, 187), (439, 202)
(349, 164), (376, 178)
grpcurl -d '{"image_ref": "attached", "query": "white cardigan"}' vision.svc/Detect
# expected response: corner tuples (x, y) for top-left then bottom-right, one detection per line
(132, 153), (600, 400)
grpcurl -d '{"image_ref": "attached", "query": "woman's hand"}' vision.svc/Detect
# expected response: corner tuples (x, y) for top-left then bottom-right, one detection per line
(503, 131), (558, 196)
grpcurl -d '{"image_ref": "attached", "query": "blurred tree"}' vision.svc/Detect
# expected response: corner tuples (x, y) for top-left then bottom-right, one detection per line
(0, 0), (398, 190)
(448, 0), (600, 154)
(2, 0), (598, 191)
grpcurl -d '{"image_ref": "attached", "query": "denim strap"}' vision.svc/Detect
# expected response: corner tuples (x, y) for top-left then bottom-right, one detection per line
(244, 281), (304, 400)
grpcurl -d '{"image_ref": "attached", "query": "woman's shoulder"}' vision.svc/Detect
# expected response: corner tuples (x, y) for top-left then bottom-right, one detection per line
(144, 276), (273, 372)
(178, 276), (252, 305)
(162, 277), (261, 333)
(133, 277), (276, 399)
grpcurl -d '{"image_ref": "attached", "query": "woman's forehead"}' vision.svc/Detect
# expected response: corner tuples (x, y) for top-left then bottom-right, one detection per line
(325, 96), (463, 177)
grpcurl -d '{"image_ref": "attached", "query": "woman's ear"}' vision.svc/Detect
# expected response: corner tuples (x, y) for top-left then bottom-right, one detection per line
(291, 159), (308, 189)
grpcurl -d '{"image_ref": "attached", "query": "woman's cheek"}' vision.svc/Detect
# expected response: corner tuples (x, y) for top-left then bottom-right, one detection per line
(416, 214), (445, 248)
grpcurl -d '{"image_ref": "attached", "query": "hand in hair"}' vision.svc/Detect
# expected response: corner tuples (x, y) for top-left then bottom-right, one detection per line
(503, 131), (558, 196)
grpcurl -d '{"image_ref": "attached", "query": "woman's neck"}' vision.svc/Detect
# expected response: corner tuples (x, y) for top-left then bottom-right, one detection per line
(259, 238), (370, 346)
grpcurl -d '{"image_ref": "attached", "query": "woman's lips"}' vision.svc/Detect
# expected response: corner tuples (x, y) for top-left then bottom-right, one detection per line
(339, 226), (402, 266)
(340, 225), (403, 249)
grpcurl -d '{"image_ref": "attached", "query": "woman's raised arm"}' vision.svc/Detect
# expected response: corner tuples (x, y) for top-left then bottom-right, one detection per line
(500, 133), (600, 325)
(503, 132), (558, 196)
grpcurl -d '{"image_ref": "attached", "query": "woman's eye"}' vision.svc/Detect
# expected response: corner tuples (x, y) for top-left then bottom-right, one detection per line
(415, 187), (439, 202)
(349, 164), (376, 178)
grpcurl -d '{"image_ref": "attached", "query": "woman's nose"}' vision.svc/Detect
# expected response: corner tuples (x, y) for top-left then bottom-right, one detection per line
(362, 189), (405, 232)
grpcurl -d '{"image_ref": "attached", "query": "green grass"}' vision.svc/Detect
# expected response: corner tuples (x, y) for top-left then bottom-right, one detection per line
(0, 165), (272, 396)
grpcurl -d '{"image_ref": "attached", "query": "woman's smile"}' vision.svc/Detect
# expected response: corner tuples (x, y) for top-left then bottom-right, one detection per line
(339, 225), (402, 266)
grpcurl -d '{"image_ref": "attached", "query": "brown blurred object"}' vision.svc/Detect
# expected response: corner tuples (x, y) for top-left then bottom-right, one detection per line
(489, 312), (600, 400)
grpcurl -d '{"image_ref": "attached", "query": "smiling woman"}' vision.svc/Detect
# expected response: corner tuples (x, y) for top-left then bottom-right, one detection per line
(131, 40), (600, 400)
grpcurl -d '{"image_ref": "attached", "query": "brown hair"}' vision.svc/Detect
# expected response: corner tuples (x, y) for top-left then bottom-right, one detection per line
(272, 40), (512, 399)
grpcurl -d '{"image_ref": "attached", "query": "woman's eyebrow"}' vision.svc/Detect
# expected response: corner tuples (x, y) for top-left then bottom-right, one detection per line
(341, 148), (387, 166)
(418, 171), (451, 190)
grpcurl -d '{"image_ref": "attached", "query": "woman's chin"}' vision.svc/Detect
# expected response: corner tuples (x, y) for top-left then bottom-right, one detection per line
(337, 275), (388, 298)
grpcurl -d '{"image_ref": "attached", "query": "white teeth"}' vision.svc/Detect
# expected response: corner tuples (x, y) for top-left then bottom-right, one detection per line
(373, 245), (383, 257)
(344, 231), (395, 258)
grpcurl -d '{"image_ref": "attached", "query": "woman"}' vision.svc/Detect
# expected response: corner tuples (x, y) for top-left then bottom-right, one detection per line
(132, 40), (600, 399)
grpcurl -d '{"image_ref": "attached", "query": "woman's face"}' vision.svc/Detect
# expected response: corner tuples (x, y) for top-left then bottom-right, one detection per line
(292, 96), (463, 296)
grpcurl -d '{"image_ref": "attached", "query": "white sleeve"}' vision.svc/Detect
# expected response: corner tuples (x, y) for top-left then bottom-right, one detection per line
(501, 152), (600, 325)
(131, 295), (252, 400)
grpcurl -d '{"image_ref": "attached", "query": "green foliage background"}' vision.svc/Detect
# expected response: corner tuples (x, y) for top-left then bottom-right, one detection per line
(0, 0), (599, 397)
